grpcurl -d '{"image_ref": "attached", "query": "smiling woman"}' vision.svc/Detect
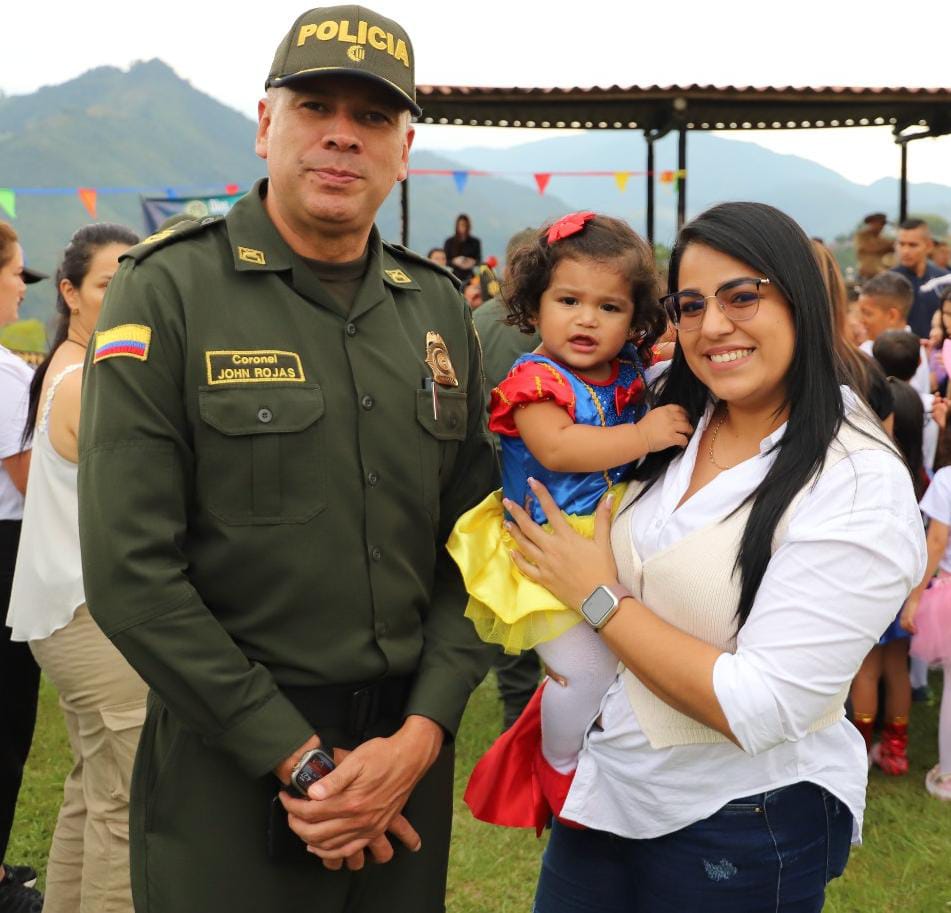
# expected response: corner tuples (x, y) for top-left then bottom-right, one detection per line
(503, 202), (928, 913)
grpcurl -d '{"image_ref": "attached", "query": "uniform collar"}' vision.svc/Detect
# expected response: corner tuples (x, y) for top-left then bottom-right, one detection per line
(224, 178), (419, 319)
(224, 179), (294, 273)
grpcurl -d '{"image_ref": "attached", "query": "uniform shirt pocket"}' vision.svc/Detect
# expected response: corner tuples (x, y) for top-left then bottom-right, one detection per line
(416, 387), (467, 521)
(197, 385), (326, 525)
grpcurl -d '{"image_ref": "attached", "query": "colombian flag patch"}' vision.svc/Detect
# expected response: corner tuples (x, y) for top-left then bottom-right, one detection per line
(93, 324), (152, 363)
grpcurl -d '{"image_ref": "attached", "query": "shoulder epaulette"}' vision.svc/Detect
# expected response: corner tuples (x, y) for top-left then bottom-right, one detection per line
(122, 217), (224, 264)
(382, 240), (462, 289)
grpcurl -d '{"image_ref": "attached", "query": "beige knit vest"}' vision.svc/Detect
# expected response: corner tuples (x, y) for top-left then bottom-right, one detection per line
(612, 410), (894, 749)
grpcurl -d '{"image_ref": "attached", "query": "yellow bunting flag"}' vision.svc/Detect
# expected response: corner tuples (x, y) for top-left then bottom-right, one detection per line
(614, 172), (630, 192)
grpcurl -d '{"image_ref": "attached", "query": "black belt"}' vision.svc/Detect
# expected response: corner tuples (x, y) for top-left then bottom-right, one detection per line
(281, 676), (413, 741)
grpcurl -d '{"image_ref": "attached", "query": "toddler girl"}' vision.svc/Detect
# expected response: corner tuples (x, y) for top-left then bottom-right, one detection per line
(448, 212), (690, 830)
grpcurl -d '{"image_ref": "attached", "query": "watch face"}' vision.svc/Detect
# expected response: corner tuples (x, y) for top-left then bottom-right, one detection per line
(292, 749), (335, 795)
(583, 587), (616, 626)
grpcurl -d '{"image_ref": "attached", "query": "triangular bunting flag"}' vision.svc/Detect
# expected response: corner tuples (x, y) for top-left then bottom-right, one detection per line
(0, 188), (16, 219)
(78, 187), (97, 219)
(659, 170), (674, 185)
(452, 171), (469, 193)
(534, 173), (551, 195)
(614, 172), (630, 192)
(225, 183), (240, 195)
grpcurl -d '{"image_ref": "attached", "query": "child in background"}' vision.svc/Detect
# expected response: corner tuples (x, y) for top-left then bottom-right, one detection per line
(448, 212), (691, 829)
(858, 271), (931, 397)
(903, 464), (951, 799)
(850, 378), (924, 774)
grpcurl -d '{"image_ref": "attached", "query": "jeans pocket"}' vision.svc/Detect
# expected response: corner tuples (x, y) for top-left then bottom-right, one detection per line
(823, 790), (853, 882)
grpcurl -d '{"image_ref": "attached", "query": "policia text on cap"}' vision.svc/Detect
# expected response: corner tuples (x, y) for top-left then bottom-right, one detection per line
(77, 6), (497, 912)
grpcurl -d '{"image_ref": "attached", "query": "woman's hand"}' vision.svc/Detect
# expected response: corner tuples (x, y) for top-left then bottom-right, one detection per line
(504, 478), (620, 611)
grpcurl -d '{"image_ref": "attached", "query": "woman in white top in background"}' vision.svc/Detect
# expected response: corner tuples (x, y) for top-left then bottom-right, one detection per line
(504, 202), (926, 913)
(0, 221), (43, 913)
(7, 223), (142, 913)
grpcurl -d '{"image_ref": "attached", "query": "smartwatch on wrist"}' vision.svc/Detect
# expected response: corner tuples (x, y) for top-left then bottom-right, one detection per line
(580, 584), (631, 631)
(288, 747), (335, 798)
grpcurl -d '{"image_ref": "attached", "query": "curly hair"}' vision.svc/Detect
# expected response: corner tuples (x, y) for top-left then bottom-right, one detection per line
(502, 214), (665, 366)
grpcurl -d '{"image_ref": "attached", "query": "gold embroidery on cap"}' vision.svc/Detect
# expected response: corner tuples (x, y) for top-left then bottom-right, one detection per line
(385, 268), (412, 284)
(425, 331), (458, 387)
(348, 45), (366, 62)
(238, 247), (267, 265)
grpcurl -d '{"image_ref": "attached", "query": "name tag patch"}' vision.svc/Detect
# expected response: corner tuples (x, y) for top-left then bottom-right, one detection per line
(206, 350), (305, 385)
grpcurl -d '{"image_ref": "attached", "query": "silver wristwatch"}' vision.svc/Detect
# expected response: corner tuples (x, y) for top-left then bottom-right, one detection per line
(580, 584), (631, 631)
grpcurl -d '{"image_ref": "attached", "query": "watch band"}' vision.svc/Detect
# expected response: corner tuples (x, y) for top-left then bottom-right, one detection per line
(580, 583), (631, 631)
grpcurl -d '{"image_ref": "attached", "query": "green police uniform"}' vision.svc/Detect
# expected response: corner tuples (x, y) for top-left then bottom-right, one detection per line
(78, 179), (497, 913)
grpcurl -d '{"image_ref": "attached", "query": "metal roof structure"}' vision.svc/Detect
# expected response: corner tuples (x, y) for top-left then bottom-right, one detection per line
(399, 83), (951, 245)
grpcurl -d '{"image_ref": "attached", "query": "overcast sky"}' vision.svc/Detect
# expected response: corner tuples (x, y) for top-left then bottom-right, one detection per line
(4, 0), (949, 187)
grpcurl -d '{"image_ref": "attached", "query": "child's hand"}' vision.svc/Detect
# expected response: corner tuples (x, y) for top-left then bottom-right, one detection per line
(900, 592), (920, 635)
(639, 405), (693, 452)
(933, 395), (948, 431)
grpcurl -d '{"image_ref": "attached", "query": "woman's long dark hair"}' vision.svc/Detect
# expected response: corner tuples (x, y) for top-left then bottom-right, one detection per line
(636, 202), (848, 627)
(22, 223), (138, 445)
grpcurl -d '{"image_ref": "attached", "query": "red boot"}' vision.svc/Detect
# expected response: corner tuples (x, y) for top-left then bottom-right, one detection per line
(871, 718), (909, 776)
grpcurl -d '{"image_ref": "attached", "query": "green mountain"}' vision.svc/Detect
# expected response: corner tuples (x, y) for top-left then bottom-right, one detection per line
(5, 59), (949, 328)
(0, 60), (573, 324)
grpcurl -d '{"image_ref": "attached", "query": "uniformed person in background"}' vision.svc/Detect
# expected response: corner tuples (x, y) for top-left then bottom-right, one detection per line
(78, 7), (497, 912)
(471, 228), (543, 731)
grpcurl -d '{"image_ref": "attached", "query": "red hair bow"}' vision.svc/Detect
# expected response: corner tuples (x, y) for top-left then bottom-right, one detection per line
(615, 377), (645, 415)
(547, 211), (596, 245)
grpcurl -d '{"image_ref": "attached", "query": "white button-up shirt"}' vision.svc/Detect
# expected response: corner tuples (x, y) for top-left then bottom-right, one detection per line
(561, 394), (926, 842)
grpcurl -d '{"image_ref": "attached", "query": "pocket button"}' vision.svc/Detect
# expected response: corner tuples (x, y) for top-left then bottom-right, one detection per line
(257, 407), (273, 424)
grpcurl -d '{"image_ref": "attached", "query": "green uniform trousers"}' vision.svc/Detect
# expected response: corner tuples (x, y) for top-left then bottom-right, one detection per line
(129, 694), (453, 913)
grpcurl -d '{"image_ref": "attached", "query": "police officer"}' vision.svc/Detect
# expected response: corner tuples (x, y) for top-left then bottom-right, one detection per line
(78, 7), (497, 912)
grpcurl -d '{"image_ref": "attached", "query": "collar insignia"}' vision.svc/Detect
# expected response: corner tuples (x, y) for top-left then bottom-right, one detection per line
(238, 246), (267, 265)
(384, 267), (412, 284)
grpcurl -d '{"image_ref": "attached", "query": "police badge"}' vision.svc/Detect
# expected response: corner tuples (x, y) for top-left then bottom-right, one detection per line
(424, 331), (458, 387)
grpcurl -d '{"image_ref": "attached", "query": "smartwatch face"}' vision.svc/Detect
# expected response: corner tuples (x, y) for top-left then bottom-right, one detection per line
(293, 749), (335, 795)
(583, 588), (616, 626)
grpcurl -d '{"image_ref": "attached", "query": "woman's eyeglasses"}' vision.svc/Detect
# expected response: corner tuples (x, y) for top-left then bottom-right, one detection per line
(661, 278), (771, 331)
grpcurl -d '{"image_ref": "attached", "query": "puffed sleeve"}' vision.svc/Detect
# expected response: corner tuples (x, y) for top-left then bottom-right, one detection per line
(488, 359), (576, 436)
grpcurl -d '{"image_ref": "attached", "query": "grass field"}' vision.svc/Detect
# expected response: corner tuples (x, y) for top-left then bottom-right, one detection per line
(9, 672), (951, 911)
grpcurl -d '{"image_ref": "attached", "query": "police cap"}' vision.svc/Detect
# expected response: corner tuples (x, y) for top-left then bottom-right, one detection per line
(266, 5), (420, 116)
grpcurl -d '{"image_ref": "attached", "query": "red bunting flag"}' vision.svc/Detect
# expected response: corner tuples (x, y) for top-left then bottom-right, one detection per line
(225, 183), (239, 195)
(78, 187), (97, 218)
(534, 173), (551, 195)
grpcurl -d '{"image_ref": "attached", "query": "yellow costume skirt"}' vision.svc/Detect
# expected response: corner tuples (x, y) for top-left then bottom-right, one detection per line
(446, 484), (627, 655)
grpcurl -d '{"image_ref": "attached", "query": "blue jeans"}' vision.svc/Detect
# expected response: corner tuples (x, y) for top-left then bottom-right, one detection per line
(533, 781), (852, 913)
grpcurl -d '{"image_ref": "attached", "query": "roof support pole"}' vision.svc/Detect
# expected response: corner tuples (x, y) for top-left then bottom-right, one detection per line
(899, 142), (908, 223)
(400, 174), (410, 247)
(677, 125), (687, 231)
(646, 135), (655, 246)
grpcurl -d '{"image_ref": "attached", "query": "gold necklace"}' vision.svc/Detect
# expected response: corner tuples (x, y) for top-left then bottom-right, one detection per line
(708, 408), (733, 470)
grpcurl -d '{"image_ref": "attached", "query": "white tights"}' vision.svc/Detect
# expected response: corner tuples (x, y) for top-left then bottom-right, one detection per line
(940, 663), (951, 775)
(534, 622), (619, 773)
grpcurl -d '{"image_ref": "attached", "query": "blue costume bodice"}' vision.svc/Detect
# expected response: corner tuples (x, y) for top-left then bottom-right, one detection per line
(496, 347), (648, 524)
